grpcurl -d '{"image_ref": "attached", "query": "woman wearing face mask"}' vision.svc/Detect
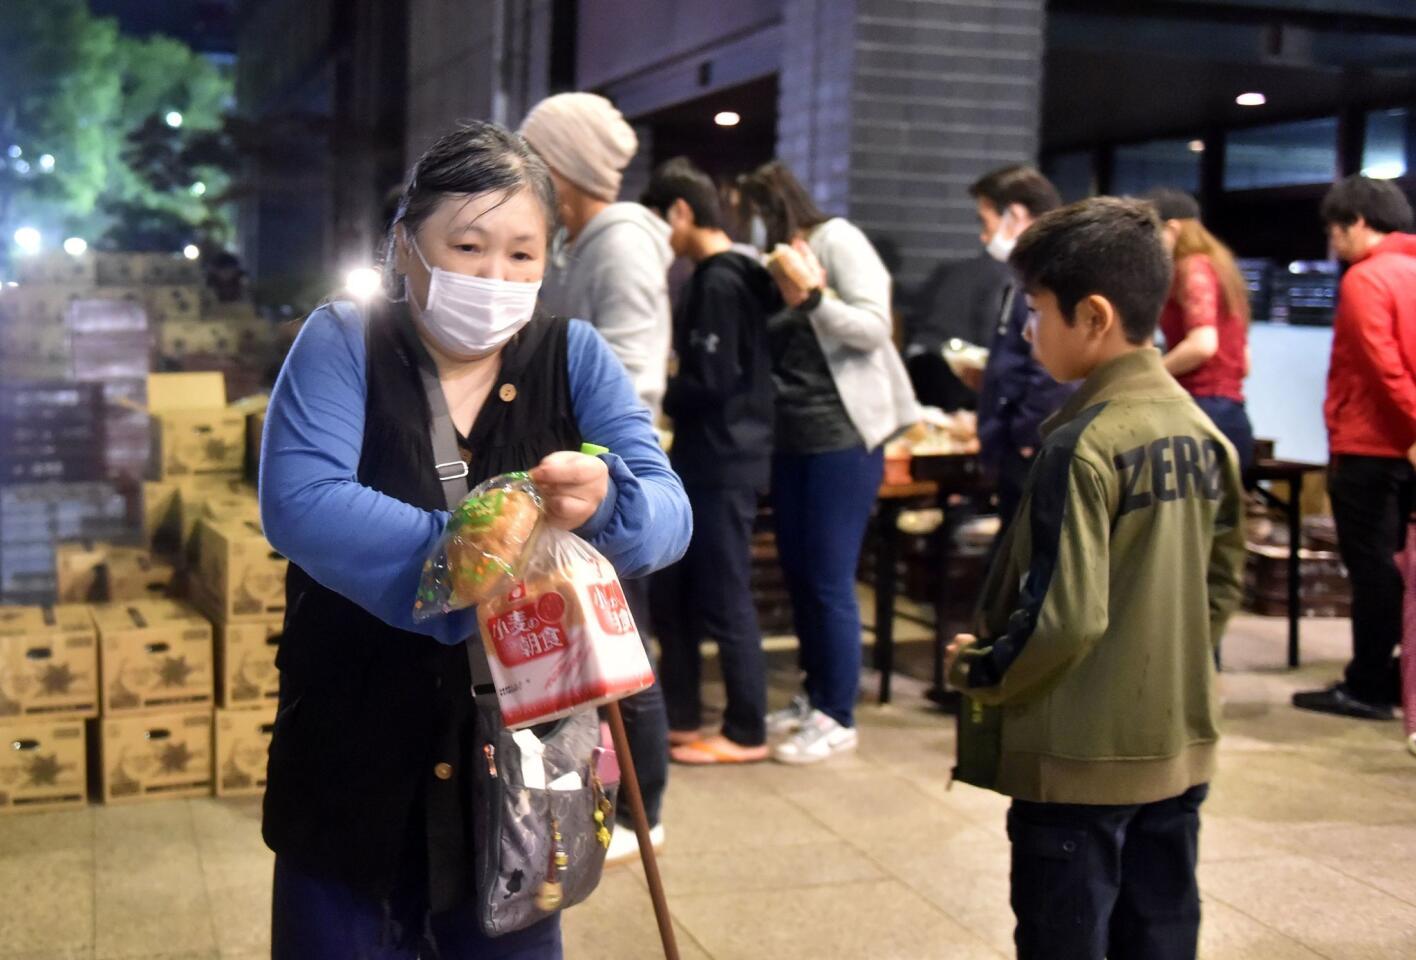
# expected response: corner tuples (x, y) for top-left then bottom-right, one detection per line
(1147, 188), (1255, 476)
(735, 161), (920, 766)
(257, 121), (690, 959)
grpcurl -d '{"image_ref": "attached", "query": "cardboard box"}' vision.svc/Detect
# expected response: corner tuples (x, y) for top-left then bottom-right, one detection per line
(214, 705), (275, 797)
(144, 286), (202, 325)
(0, 717), (88, 813)
(95, 252), (201, 287)
(146, 476), (248, 554)
(0, 605), (99, 718)
(91, 600), (214, 714)
(15, 250), (98, 287)
(180, 491), (261, 568)
(54, 544), (174, 603)
(55, 541), (109, 603)
(158, 319), (234, 358)
(104, 548), (176, 601)
(147, 372), (245, 479)
(192, 519), (287, 622)
(216, 618), (281, 707)
(99, 707), (212, 803)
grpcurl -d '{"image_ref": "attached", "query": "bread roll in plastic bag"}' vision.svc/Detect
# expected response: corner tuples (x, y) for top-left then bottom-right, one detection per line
(477, 527), (655, 729)
(413, 472), (545, 621)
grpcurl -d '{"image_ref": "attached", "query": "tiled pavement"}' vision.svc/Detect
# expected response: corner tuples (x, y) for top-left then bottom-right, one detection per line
(2, 610), (1413, 960)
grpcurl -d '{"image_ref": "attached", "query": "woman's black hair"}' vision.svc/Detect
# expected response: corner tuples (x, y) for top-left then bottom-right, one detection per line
(735, 161), (830, 249)
(383, 120), (558, 297)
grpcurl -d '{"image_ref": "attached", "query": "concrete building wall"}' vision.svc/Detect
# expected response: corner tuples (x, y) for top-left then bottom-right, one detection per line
(406, 0), (555, 164)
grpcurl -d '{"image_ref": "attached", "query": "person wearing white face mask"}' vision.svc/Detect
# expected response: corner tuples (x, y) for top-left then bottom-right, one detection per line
(257, 120), (690, 959)
(969, 165), (1074, 537)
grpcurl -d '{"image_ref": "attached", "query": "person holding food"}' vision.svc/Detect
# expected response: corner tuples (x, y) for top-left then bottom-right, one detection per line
(736, 161), (920, 765)
(257, 120), (690, 959)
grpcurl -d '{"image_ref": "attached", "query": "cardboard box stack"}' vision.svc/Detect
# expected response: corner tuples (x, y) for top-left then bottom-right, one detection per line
(91, 599), (215, 803)
(0, 604), (99, 813)
(0, 254), (282, 811)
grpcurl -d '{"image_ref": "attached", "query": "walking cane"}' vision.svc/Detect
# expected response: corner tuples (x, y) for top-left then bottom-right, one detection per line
(606, 701), (680, 960)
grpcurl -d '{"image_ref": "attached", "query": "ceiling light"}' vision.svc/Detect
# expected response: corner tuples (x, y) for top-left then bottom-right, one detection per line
(38, 154), (54, 172)
(63, 237), (87, 256)
(183, 244), (201, 260)
(714, 111), (741, 127)
(1235, 92), (1267, 107)
(1188, 140), (1205, 153)
(1362, 162), (1406, 180)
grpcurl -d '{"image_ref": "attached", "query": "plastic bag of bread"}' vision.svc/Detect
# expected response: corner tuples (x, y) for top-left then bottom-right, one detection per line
(413, 472), (545, 621)
(476, 527), (655, 729)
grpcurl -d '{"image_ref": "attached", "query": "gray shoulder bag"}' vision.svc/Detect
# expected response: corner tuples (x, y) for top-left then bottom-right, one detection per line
(416, 344), (617, 937)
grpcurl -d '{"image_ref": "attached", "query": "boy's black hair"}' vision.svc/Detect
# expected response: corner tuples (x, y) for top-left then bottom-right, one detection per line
(640, 157), (723, 230)
(1320, 175), (1414, 234)
(968, 165), (1062, 219)
(1009, 197), (1172, 346)
(1144, 187), (1201, 222)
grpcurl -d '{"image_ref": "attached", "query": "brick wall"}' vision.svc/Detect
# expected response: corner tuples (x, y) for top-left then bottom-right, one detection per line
(778, 0), (1046, 291)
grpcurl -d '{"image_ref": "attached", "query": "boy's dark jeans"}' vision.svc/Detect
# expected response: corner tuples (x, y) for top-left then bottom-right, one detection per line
(1007, 783), (1208, 960)
(656, 483), (768, 746)
(1330, 455), (1413, 705)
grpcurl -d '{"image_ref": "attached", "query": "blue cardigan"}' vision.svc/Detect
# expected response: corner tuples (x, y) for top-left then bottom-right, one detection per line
(258, 301), (692, 645)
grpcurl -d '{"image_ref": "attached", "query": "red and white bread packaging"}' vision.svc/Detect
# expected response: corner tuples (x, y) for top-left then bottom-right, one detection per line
(475, 528), (655, 730)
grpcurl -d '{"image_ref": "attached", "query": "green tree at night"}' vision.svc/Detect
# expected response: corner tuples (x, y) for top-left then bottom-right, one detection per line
(0, 0), (235, 267)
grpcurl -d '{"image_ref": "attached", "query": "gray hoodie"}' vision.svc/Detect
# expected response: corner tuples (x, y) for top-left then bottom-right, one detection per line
(538, 202), (673, 422)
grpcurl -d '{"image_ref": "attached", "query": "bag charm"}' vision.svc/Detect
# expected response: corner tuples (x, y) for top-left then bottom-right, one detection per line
(535, 815), (568, 911)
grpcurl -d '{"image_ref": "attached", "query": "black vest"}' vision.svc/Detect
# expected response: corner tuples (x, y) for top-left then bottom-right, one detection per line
(262, 302), (582, 911)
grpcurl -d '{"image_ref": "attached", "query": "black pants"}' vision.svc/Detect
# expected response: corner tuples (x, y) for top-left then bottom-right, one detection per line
(615, 576), (669, 827)
(1008, 784), (1209, 960)
(656, 484), (767, 746)
(1331, 455), (1413, 705)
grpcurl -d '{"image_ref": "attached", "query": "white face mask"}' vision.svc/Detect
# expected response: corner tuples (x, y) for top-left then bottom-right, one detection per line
(985, 209), (1018, 263)
(748, 215), (768, 252)
(407, 234), (541, 357)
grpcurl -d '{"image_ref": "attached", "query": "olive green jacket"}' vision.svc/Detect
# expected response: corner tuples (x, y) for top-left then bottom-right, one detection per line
(951, 348), (1246, 804)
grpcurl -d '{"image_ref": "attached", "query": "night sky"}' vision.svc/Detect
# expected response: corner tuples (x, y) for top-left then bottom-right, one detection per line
(88, 0), (236, 54)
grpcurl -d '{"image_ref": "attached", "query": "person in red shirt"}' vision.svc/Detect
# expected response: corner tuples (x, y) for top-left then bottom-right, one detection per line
(1294, 175), (1416, 721)
(1149, 189), (1254, 474)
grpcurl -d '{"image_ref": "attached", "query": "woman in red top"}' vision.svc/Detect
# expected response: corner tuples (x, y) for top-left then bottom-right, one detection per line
(1149, 189), (1255, 474)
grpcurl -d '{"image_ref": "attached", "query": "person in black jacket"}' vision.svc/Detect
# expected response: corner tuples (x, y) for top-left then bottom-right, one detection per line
(969, 165), (1074, 533)
(642, 157), (782, 763)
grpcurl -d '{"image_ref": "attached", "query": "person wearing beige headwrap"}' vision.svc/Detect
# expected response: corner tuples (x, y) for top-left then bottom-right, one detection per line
(519, 91), (675, 866)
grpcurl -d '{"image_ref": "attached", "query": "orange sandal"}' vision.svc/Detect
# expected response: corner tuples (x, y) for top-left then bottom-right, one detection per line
(668, 729), (702, 748)
(670, 735), (770, 765)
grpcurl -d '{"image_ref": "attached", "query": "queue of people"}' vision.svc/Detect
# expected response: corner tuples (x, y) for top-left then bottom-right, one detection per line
(252, 81), (1415, 958)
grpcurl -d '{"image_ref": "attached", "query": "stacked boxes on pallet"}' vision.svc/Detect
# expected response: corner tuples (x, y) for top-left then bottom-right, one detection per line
(0, 604), (98, 813)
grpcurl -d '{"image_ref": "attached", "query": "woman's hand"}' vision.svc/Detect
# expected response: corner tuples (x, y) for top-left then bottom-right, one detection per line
(530, 451), (610, 530)
(766, 240), (827, 308)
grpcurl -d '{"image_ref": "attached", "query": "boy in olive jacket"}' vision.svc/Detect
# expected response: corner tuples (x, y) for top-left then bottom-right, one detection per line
(946, 198), (1246, 960)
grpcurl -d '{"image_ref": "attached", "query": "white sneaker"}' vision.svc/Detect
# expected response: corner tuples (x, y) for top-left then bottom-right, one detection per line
(605, 822), (665, 866)
(772, 710), (858, 765)
(766, 695), (812, 737)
